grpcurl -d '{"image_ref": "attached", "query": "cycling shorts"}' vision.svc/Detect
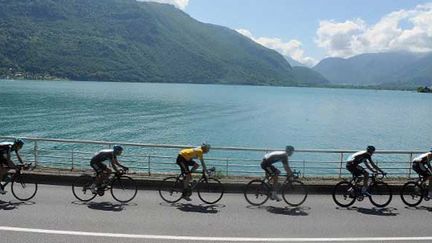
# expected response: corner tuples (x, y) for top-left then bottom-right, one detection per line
(176, 155), (197, 174)
(90, 160), (108, 174)
(261, 160), (281, 176)
(346, 163), (368, 177)
(412, 162), (431, 178)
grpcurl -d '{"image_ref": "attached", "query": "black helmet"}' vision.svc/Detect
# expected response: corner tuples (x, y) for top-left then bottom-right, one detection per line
(14, 138), (24, 149)
(113, 145), (123, 155)
(367, 145), (375, 153)
(285, 145), (295, 155)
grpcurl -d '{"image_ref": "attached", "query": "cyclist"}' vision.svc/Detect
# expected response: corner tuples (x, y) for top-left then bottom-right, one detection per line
(346, 145), (385, 196)
(89, 145), (128, 194)
(260, 146), (295, 201)
(0, 139), (25, 194)
(412, 148), (432, 198)
(176, 143), (211, 201)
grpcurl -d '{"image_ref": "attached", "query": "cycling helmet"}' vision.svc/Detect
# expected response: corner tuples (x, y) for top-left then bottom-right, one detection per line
(201, 143), (211, 152)
(14, 138), (24, 150)
(367, 145), (376, 153)
(286, 145), (295, 155)
(113, 145), (123, 155)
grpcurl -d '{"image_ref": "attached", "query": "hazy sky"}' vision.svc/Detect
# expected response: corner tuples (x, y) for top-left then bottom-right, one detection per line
(144, 0), (432, 66)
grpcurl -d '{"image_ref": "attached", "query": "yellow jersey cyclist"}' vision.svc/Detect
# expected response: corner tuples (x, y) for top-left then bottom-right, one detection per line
(89, 145), (128, 194)
(176, 143), (211, 201)
(346, 146), (385, 197)
(261, 146), (295, 201)
(0, 139), (25, 194)
(412, 148), (432, 198)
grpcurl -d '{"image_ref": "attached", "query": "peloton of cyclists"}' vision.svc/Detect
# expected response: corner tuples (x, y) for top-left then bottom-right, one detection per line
(412, 148), (432, 198)
(346, 145), (385, 197)
(0, 138), (25, 194)
(260, 146), (295, 201)
(176, 143), (211, 201)
(90, 145), (129, 195)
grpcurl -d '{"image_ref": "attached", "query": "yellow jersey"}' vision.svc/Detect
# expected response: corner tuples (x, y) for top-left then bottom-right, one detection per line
(179, 147), (204, 161)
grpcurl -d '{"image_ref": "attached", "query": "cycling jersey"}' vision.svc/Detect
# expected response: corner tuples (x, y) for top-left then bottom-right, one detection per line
(179, 147), (204, 161)
(260, 151), (289, 176)
(347, 151), (372, 166)
(262, 151), (288, 166)
(90, 149), (116, 173)
(412, 152), (432, 178)
(0, 142), (16, 165)
(413, 152), (432, 164)
(90, 149), (117, 164)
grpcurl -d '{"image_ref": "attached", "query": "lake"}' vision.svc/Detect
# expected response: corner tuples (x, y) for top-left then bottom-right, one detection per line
(0, 80), (431, 175)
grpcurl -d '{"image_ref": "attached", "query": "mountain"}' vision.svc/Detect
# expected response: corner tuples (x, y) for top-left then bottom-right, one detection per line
(292, 67), (328, 85)
(284, 56), (306, 67)
(0, 0), (326, 86)
(313, 52), (432, 87)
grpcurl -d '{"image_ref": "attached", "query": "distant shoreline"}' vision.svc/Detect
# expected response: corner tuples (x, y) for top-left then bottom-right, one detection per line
(0, 78), (417, 92)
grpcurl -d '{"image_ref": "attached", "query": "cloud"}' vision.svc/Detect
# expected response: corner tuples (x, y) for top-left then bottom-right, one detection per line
(316, 3), (432, 57)
(236, 29), (317, 66)
(137, 0), (189, 10)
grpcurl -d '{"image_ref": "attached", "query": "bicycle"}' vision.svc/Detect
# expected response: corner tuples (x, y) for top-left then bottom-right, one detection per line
(158, 167), (224, 204)
(332, 173), (392, 208)
(72, 170), (137, 203)
(244, 171), (308, 206)
(400, 175), (431, 207)
(1, 163), (38, 201)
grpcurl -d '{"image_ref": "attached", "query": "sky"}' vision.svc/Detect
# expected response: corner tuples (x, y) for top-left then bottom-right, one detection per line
(143, 0), (432, 66)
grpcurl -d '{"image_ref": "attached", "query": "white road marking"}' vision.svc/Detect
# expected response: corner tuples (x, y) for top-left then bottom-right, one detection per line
(1, 226), (432, 242)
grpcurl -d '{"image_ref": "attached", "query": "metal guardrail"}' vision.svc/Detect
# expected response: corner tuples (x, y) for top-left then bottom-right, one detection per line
(0, 136), (425, 178)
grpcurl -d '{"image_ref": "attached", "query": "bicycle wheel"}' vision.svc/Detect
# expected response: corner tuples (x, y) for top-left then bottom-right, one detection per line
(332, 181), (356, 207)
(158, 176), (183, 203)
(369, 182), (392, 207)
(197, 177), (224, 204)
(110, 176), (138, 203)
(11, 174), (38, 201)
(282, 180), (308, 206)
(244, 179), (270, 206)
(400, 181), (423, 207)
(72, 175), (97, 202)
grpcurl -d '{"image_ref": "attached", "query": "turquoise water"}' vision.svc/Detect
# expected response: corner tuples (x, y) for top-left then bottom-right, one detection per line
(0, 80), (431, 175)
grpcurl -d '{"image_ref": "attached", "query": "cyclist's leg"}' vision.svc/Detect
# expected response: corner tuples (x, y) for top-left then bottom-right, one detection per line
(90, 161), (105, 186)
(0, 162), (7, 193)
(357, 166), (369, 193)
(176, 155), (192, 190)
(418, 163), (432, 196)
(262, 164), (281, 200)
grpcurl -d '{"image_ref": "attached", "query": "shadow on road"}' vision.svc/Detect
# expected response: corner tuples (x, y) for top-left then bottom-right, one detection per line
(71, 201), (137, 212)
(159, 202), (225, 214)
(337, 206), (398, 216)
(246, 205), (310, 216)
(405, 206), (432, 212)
(0, 200), (35, 210)
(266, 206), (310, 216)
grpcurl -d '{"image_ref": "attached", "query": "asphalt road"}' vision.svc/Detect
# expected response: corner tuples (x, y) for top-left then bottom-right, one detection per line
(0, 184), (431, 243)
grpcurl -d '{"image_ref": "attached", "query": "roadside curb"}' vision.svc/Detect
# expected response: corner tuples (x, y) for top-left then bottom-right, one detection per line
(25, 172), (405, 194)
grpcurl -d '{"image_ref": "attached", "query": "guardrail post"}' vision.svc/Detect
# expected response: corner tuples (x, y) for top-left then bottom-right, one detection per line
(338, 153), (344, 178)
(225, 158), (229, 177)
(148, 155), (151, 176)
(408, 153), (413, 178)
(302, 160), (305, 178)
(71, 148), (74, 171)
(33, 141), (38, 167)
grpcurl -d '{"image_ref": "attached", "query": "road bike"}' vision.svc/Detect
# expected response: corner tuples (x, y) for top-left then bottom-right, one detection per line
(1, 163), (38, 201)
(244, 171), (308, 206)
(400, 175), (430, 207)
(72, 170), (137, 203)
(332, 173), (392, 208)
(158, 167), (224, 204)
